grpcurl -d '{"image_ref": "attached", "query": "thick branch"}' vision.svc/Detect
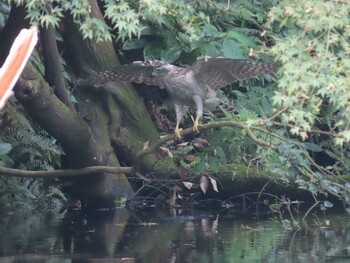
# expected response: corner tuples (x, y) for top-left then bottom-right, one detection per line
(14, 64), (102, 167)
(41, 24), (74, 110)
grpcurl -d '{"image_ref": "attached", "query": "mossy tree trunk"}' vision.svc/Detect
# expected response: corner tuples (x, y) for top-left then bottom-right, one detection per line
(0, 2), (176, 208)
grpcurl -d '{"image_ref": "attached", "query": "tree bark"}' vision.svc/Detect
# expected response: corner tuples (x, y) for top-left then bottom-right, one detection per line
(40, 23), (74, 110)
(14, 63), (133, 208)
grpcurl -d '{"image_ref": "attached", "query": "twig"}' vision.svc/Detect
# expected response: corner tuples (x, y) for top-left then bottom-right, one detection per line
(302, 199), (320, 221)
(272, 121), (337, 137)
(259, 106), (289, 125)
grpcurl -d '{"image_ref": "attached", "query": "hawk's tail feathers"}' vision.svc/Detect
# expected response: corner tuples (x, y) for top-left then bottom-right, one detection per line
(203, 98), (242, 119)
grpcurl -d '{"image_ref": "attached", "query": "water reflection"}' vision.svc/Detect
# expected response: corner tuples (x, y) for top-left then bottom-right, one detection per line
(0, 208), (349, 263)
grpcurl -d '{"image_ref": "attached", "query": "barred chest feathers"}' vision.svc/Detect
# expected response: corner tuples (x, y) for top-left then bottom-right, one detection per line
(163, 71), (206, 105)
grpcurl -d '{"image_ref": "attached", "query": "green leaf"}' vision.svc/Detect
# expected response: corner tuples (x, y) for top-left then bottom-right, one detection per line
(323, 201), (333, 208)
(161, 47), (181, 63)
(222, 39), (244, 59)
(202, 43), (220, 57)
(208, 156), (219, 173)
(199, 24), (219, 37)
(227, 30), (257, 49)
(295, 179), (305, 186)
(122, 39), (148, 50)
(269, 203), (282, 210)
(301, 142), (323, 152)
(143, 43), (163, 60)
(0, 143), (12, 155)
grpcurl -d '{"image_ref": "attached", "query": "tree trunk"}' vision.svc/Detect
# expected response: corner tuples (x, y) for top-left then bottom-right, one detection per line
(14, 63), (133, 208)
(61, 0), (177, 176)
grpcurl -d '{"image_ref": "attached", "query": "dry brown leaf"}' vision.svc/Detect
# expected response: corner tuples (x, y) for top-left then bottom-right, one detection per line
(184, 154), (196, 163)
(208, 176), (219, 193)
(200, 175), (209, 194)
(143, 141), (150, 149)
(249, 47), (258, 57)
(177, 142), (189, 147)
(299, 131), (308, 141)
(192, 137), (210, 149)
(159, 146), (173, 157)
(183, 181), (194, 190)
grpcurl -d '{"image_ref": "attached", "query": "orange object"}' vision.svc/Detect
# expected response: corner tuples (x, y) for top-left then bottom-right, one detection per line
(0, 27), (38, 111)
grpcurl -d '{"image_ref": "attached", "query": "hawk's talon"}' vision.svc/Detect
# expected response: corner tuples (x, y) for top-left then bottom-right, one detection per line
(174, 122), (183, 140)
(175, 128), (183, 140)
(192, 116), (200, 133)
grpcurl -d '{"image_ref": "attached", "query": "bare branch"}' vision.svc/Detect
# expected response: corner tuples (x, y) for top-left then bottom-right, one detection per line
(0, 166), (132, 178)
(259, 106), (289, 125)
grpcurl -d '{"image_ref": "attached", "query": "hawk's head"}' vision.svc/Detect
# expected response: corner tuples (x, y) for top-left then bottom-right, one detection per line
(152, 64), (178, 78)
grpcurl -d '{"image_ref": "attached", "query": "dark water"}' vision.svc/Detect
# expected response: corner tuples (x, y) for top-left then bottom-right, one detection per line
(0, 208), (349, 263)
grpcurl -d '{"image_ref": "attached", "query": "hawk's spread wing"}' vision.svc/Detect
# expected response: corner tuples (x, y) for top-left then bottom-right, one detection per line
(191, 57), (277, 91)
(79, 60), (165, 88)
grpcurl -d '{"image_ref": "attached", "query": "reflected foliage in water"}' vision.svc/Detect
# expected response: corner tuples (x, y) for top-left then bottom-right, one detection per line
(0, 210), (64, 256)
(0, 209), (349, 263)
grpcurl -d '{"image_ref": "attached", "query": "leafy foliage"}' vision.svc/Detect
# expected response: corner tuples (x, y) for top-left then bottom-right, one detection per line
(0, 103), (66, 210)
(257, 0), (350, 205)
(267, 0), (350, 145)
(122, 0), (272, 62)
(7, 0), (205, 42)
(7, 0), (271, 59)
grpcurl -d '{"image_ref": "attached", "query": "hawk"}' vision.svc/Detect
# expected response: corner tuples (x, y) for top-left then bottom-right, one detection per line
(80, 57), (277, 139)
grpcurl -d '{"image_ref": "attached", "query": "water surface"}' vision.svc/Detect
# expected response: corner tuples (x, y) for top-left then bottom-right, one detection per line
(0, 208), (349, 262)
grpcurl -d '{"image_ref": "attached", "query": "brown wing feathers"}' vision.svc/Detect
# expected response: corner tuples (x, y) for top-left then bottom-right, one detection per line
(192, 57), (277, 91)
(78, 60), (165, 87)
(79, 58), (277, 90)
